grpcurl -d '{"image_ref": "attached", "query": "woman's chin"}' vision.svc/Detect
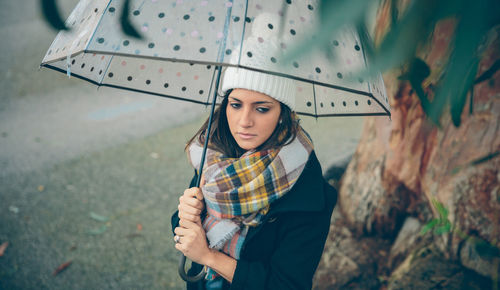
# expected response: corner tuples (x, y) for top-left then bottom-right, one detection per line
(236, 139), (259, 151)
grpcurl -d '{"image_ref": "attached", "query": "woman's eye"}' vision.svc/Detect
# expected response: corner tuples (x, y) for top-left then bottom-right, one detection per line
(230, 103), (241, 109)
(257, 107), (269, 113)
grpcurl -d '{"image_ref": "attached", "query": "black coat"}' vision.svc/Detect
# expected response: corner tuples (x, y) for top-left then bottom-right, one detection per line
(171, 151), (337, 289)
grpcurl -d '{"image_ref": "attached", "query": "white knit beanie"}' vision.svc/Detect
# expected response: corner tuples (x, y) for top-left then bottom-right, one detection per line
(221, 13), (296, 110)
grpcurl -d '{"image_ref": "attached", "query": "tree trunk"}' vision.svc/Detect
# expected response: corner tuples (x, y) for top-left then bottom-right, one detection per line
(314, 2), (500, 289)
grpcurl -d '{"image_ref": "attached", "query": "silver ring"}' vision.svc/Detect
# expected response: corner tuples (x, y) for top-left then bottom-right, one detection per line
(174, 235), (180, 244)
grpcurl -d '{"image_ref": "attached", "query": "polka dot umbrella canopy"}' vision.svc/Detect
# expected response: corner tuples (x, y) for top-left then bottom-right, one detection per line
(41, 0), (390, 118)
(41, 0), (390, 282)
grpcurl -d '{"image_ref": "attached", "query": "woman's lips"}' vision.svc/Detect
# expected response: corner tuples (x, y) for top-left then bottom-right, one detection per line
(237, 132), (256, 140)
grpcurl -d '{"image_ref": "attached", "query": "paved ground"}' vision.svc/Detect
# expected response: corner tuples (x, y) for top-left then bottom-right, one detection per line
(0, 2), (368, 289)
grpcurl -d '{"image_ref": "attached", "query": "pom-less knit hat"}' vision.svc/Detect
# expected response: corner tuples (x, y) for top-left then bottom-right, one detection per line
(221, 13), (296, 110)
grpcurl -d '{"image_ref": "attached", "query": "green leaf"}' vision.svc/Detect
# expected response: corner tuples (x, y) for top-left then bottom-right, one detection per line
(402, 58), (432, 112)
(369, 0), (435, 75)
(430, 0), (491, 127)
(450, 151), (498, 174)
(120, 0), (143, 39)
(474, 59), (500, 84)
(390, 0), (398, 27)
(434, 222), (451, 235)
(433, 0), (467, 19)
(451, 60), (479, 127)
(475, 239), (500, 258)
(401, 58), (431, 83)
(471, 151), (500, 166)
(89, 212), (108, 222)
(41, 0), (69, 31)
(356, 19), (375, 61)
(421, 219), (439, 234)
(88, 225), (107, 235)
(431, 199), (449, 221)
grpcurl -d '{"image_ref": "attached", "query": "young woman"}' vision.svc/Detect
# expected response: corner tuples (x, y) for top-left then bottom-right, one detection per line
(171, 66), (337, 289)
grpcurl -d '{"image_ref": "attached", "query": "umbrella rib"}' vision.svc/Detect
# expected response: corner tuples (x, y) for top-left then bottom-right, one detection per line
(206, 66), (217, 105)
(103, 83), (210, 105)
(99, 54), (115, 84)
(204, 0), (235, 105)
(298, 112), (389, 117)
(217, 0), (234, 64)
(41, 64), (101, 86)
(369, 93), (391, 116)
(312, 84), (318, 117)
(238, 1), (250, 66)
(357, 30), (391, 117)
(41, 64), (390, 116)
(233, 64), (373, 97)
(41, 64), (211, 106)
(84, 0), (113, 52)
(45, 49), (382, 102)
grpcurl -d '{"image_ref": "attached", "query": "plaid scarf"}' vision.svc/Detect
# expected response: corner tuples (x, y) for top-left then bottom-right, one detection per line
(187, 126), (313, 281)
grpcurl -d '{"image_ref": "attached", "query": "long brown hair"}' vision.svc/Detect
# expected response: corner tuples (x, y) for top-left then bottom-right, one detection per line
(185, 89), (300, 158)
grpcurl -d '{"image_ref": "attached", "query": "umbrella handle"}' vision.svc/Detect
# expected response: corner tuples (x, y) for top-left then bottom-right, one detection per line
(177, 65), (222, 283)
(178, 254), (206, 282)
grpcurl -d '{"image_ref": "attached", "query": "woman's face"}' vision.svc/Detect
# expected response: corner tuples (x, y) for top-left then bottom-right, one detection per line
(226, 89), (281, 151)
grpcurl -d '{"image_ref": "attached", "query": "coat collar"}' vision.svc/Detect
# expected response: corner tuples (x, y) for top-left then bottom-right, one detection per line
(268, 151), (325, 215)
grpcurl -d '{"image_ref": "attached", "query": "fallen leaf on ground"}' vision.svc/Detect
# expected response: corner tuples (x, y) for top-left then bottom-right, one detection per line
(53, 260), (72, 276)
(0, 242), (9, 256)
(137, 223), (143, 231)
(89, 212), (108, 222)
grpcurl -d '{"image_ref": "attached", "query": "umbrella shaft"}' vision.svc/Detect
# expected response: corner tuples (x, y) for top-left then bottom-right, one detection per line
(179, 65), (223, 283)
(196, 65), (222, 187)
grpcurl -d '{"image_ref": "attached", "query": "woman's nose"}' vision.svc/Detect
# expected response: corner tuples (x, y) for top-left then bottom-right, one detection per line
(239, 109), (253, 127)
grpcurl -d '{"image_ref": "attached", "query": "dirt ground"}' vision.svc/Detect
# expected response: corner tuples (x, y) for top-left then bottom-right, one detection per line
(0, 2), (370, 289)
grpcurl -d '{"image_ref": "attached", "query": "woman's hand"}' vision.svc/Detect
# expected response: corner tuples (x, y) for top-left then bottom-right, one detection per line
(174, 218), (214, 266)
(177, 186), (205, 224)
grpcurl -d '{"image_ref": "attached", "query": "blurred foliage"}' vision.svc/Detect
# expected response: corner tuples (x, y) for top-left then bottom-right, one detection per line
(41, 0), (69, 31)
(40, 0), (142, 39)
(120, 0), (143, 39)
(41, 0), (499, 127)
(289, 0), (500, 127)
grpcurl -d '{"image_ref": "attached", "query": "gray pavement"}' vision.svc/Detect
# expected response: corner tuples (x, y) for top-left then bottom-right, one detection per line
(0, 2), (368, 289)
(0, 83), (204, 176)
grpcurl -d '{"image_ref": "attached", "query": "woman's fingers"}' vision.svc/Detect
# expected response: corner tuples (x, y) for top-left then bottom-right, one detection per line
(177, 187), (205, 224)
(179, 195), (204, 211)
(174, 222), (210, 265)
(183, 187), (204, 201)
(174, 226), (189, 236)
(178, 210), (201, 224)
(178, 201), (202, 215)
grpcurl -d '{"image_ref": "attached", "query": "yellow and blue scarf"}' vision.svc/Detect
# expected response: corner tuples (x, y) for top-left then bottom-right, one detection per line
(187, 126), (313, 281)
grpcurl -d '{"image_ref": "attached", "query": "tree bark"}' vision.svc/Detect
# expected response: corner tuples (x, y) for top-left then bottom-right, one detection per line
(314, 2), (500, 288)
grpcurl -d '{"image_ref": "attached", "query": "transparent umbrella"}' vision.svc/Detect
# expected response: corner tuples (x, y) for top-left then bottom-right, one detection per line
(41, 0), (390, 282)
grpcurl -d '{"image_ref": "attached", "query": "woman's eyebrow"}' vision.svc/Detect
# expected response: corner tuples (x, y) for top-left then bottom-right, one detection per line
(229, 97), (273, 105)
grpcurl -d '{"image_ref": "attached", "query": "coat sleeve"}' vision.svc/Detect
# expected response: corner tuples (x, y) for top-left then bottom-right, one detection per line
(230, 184), (336, 289)
(170, 170), (199, 235)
